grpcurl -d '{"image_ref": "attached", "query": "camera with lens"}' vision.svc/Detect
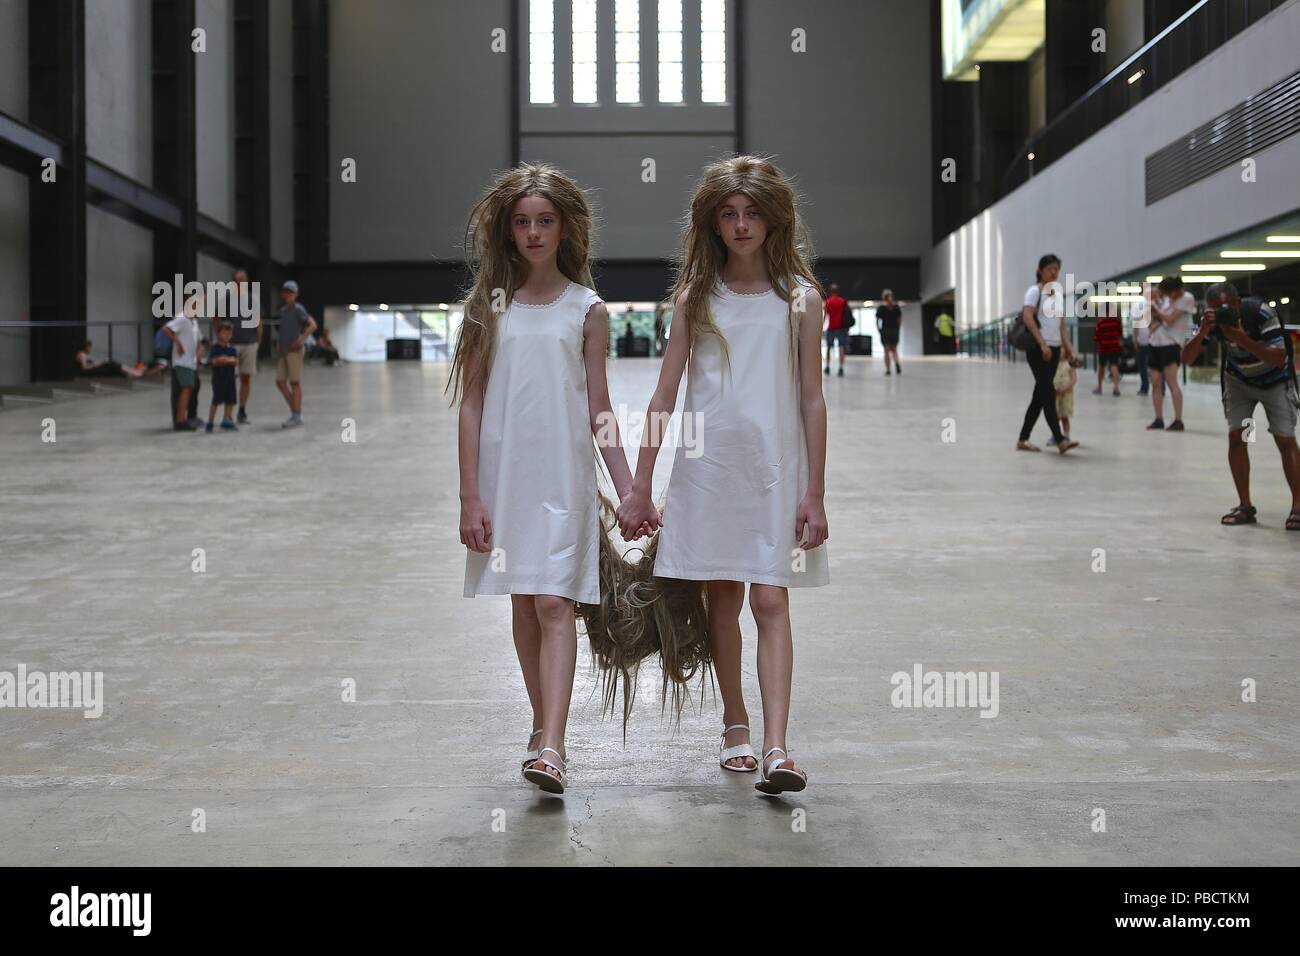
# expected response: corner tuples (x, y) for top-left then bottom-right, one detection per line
(1211, 301), (1264, 339)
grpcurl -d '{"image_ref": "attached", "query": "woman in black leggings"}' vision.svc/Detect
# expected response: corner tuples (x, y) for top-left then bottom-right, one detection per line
(1018, 254), (1079, 454)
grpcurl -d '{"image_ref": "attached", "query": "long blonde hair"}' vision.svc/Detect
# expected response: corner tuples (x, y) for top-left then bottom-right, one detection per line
(447, 163), (596, 404)
(671, 155), (820, 371)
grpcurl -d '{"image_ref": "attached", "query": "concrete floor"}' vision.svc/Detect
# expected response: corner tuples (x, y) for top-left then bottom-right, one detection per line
(1, 355), (1297, 866)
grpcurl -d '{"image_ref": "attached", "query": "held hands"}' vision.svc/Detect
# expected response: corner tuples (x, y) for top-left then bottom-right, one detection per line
(459, 496), (493, 553)
(795, 494), (828, 550)
(615, 488), (661, 542)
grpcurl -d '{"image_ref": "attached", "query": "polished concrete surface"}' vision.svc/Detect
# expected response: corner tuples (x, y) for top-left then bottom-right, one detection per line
(1, 355), (1297, 866)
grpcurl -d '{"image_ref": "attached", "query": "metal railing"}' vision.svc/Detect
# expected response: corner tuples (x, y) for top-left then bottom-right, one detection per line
(953, 312), (1263, 386)
(0, 319), (253, 388)
(998, 0), (1291, 201)
(0, 320), (165, 377)
(956, 313), (1020, 362)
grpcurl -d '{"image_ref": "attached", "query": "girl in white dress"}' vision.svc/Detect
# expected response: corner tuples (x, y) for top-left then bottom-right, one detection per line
(451, 164), (644, 795)
(617, 156), (830, 795)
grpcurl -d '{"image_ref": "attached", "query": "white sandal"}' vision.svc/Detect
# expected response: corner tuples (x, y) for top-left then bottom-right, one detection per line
(719, 723), (758, 773)
(755, 746), (807, 794)
(521, 728), (543, 780)
(523, 746), (566, 794)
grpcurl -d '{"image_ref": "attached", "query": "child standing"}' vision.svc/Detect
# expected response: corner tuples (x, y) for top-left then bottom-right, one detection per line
(453, 163), (644, 796)
(617, 155), (829, 795)
(1051, 351), (1077, 444)
(206, 323), (240, 432)
(163, 298), (202, 431)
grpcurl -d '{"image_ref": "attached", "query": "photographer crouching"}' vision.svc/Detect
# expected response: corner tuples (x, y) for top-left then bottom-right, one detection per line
(1182, 282), (1300, 529)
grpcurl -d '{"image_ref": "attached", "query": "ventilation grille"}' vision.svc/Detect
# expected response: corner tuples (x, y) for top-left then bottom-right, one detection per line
(1145, 69), (1300, 205)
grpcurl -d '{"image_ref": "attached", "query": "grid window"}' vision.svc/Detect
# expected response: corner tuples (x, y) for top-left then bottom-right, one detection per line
(528, 0), (555, 104)
(615, 1), (640, 103)
(658, 0), (683, 103)
(700, 0), (726, 103)
(572, 0), (598, 104)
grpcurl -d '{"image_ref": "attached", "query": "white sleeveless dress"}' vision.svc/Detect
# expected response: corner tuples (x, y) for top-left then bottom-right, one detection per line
(463, 281), (603, 604)
(654, 279), (830, 588)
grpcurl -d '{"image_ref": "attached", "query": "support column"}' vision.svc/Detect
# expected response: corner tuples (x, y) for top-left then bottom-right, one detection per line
(235, 0), (272, 288)
(152, 0), (198, 297)
(1045, 0), (1107, 124)
(28, 0), (87, 381)
(976, 62), (1028, 212)
(293, 0), (329, 267)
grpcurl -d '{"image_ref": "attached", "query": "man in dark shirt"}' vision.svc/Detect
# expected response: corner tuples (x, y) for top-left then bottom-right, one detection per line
(1183, 282), (1299, 529)
(876, 290), (902, 375)
(229, 268), (262, 424)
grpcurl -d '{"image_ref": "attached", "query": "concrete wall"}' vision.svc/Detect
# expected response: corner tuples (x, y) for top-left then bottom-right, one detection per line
(327, 0), (931, 263)
(329, 0), (512, 261)
(0, 166), (28, 385)
(86, 0), (152, 184)
(269, 0), (295, 263)
(86, 206), (155, 368)
(0, 0), (26, 121)
(921, 0), (1300, 330)
(520, 134), (735, 260)
(516, 0), (738, 260)
(196, 0), (237, 227)
(743, 0), (932, 259)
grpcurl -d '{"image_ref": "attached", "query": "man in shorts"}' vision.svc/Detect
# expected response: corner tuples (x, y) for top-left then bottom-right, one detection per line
(823, 282), (850, 377)
(230, 268), (262, 424)
(1182, 282), (1300, 529)
(275, 280), (317, 429)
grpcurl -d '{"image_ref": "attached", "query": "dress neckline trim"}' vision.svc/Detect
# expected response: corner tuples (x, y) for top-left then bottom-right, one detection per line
(512, 280), (574, 309)
(718, 279), (774, 298)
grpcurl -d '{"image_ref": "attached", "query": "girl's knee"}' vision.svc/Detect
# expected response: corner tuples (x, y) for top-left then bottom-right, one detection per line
(748, 584), (788, 621)
(533, 594), (574, 622)
(708, 580), (745, 611)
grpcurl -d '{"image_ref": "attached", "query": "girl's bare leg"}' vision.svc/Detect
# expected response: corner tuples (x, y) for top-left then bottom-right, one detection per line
(749, 583), (801, 776)
(531, 594), (578, 781)
(511, 595), (544, 751)
(708, 580), (753, 769)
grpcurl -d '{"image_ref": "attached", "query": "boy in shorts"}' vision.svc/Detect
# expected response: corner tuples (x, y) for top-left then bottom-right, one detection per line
(206, 322), (240, 432)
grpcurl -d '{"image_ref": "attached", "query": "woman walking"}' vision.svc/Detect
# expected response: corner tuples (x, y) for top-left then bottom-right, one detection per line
(1017, 254), (1079, 454)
